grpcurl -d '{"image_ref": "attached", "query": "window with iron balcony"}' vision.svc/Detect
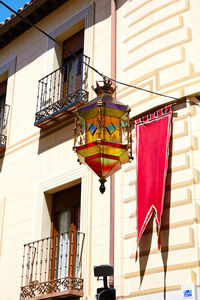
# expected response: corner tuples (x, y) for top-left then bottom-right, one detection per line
(34, 30), (90, 129)
(20, 184), (85, 300)
(0, 79), (10, 151)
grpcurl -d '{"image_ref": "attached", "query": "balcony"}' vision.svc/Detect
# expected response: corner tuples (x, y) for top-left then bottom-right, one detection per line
(0, 103), (9, 152)
(20, 231), (85, 300)
(34, 54), (90, 129)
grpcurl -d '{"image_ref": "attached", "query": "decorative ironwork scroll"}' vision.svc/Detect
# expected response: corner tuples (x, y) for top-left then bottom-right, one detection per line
(20, 277), (83, 299)
(0, 134), (7, 147)
(35, 89), (89, 123)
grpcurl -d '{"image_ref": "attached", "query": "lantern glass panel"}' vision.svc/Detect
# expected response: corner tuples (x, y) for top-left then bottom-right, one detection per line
(86, 156), (120, 178)
(104, 115), (120, 143)
(85, 116), (99, 143)
(77, 110), (129, 146)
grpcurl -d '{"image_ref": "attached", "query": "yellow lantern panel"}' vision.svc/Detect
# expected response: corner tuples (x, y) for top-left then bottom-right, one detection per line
(85, 115), (121, 144)
(76, 140), (129, 178)
(77, 143), (126, 159)
(104, 115), (120, 143)
(85, 116), (99, 144)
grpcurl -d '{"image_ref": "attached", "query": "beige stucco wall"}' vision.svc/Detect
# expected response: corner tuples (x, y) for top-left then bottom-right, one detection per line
(0, 0), (200, 299)
(116, 0), (200, 298)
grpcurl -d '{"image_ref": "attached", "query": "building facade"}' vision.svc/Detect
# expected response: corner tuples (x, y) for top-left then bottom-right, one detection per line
(0, 0), (200, 299)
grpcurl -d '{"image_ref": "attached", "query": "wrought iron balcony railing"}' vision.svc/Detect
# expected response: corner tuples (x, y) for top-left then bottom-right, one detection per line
(34, 54), (90, 129)
(0, 103), (10, 151)
(20, 231), (85, 300)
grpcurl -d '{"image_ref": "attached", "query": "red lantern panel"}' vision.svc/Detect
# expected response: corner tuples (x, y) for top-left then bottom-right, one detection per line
(76, 140), (129, 178)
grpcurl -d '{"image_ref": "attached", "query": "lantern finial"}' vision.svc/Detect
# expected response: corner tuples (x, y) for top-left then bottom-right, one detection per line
(92, 79), (116, 96)
(99, 178), (107, 194)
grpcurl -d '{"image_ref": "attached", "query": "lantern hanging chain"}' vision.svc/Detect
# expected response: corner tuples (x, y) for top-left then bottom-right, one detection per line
(0, 0), (178, 101)
(104, 76), (178, 100)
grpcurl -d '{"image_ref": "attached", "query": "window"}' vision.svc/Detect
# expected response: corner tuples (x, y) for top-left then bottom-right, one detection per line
(51, 183), (81, 280)
(62, 30), (84, 97)
(0, 80), (7, 150)
(20, 183), (84, 299)
(34, 30), (89, 129)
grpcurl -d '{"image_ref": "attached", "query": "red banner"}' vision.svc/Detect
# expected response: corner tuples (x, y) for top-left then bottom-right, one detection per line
(135, 106), (171, 253)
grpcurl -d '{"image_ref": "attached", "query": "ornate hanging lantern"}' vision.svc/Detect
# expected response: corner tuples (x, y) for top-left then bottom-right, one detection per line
(73, 80), (133, 193)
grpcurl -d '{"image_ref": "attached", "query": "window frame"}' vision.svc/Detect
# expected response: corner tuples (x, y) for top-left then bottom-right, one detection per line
(0, 56), (16, 149)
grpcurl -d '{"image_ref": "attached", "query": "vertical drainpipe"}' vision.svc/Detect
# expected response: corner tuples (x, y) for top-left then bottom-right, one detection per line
(109, 0), (116, 289)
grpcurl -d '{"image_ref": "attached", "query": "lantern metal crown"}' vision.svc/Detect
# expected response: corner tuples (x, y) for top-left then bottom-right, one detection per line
(73, 79), (133, 193)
